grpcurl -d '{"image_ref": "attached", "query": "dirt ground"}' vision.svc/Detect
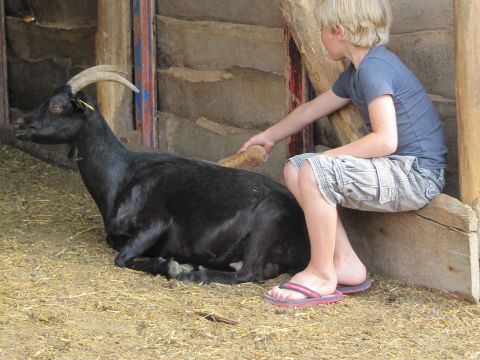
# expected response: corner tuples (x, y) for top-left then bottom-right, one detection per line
(1, 143), (480, 360)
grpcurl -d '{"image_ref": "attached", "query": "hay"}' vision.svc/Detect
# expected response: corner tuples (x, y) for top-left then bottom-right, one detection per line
(1, 144), (479, 359)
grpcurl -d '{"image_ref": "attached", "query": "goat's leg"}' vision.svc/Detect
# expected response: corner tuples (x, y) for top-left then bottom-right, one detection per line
(173, 247), (280, 284)
(129, 257), (195, 278)
(128, 257), (169, 274)
(173, 242), (285, 284)
(175, 192), (307, 284)
(114, 223), (166, 268)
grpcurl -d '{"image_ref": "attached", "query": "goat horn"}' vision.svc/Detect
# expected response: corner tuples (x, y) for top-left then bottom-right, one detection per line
(67, 67), (139, 94)
(68, 65), (129, 84)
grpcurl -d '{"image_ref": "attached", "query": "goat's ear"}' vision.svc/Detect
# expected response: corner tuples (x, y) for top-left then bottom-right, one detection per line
(71, 97), (95, 112)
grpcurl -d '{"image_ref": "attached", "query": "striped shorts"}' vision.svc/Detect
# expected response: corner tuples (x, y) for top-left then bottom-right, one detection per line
(289, 153), (445, 212)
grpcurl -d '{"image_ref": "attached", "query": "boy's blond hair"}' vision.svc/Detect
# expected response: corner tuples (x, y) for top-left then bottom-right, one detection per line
(316, 0), (392, 48)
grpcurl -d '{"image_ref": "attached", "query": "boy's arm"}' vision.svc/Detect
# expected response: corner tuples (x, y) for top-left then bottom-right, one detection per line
(324, 94), (398, 158)
(239, 90), (350, 152)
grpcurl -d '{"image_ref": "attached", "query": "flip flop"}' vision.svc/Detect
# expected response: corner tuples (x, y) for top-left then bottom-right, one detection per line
(264, 281), (344, 307)
(336, 277), (371, 294)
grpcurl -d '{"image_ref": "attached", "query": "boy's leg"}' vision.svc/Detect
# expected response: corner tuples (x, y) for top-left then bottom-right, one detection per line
(269, 162), (337, 301)
(333, 215), (367, 286)
(269, 162), (366, 301)
(283, 162), (302, 203)
(285, 161), (366, 283)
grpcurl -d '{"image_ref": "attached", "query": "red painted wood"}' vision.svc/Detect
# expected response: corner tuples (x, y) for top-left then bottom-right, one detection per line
(133, 0), (156, 147)
(285, 25), (314, 156)
(0, 0), (9, 125)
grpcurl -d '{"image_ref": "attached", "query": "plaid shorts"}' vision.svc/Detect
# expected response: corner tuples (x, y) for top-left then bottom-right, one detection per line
(289, 153), (445, 212)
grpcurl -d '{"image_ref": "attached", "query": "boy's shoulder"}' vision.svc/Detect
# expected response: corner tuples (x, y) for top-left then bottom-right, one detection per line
(358, 45), (409, 80)
(361, 46), (397, 70)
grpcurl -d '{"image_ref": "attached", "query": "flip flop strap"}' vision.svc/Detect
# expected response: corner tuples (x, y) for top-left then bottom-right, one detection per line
(279, 281), (324, 299)
(337, 277), (371, 291)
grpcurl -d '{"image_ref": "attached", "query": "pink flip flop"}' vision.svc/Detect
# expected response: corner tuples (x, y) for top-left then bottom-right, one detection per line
(336, 277), (371, 294)
(264, 281), (344, 307)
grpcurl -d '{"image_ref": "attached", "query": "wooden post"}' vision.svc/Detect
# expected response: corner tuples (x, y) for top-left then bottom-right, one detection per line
(96, 0), (134, 137)
(276, 0), (367, 145)
(133, 0), (156, 148)
(285, 26), (314, 156)
(454, 0), (480, 205)
(0, 0), (9, 125)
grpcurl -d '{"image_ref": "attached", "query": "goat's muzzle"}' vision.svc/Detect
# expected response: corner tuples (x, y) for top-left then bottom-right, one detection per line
(14, 117), (34, 139)
(14, 117), (25, 129)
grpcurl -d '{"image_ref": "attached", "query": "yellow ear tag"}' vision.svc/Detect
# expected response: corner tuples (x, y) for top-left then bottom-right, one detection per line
(78, 99), (95, 111)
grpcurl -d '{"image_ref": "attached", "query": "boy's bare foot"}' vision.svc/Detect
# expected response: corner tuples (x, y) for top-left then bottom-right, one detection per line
(334, 253), (368, 286)
(266, 256), (367, 301)
(267, 268), (337, 301)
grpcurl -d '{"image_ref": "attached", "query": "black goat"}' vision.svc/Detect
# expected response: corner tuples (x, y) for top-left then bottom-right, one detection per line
(15, 65), (310, 284)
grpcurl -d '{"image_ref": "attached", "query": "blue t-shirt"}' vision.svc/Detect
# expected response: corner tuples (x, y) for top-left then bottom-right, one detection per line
(332, 45), (447, 169)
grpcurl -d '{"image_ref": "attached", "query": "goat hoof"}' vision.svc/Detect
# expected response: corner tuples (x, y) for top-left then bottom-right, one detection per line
(114, 255), (127, 268)
(167, 260), (193, 279)
(175, 271), (194, 282)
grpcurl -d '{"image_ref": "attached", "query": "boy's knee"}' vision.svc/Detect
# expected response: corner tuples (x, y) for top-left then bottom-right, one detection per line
(283, 161), (298, 184)
(298, 162), (317, 191)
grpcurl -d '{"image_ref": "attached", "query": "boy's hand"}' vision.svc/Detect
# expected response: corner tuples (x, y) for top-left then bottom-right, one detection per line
(238, 133), (275, 155)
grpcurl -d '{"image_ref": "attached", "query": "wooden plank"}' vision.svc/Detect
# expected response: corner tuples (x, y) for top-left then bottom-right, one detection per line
(285, 26), (313, 156)
(454, 0), (480, 205)
(343, 194), (479, 302)
(133, 0), (156, 147)
(390, 30), (455, 100)
(276, 0), (367, 145)
(0, 0), (9, 125)
(96, 0), (133, 137)
(156, 0), (284, 28)
(390, 0), (453, 35)
(156, 15), (284, 75)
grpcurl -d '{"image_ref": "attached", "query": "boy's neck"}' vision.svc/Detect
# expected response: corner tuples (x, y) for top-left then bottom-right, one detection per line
(345, 44), (373, 69)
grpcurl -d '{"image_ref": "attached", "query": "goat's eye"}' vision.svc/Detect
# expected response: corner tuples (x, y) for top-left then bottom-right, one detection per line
(49, 102), (63, 114)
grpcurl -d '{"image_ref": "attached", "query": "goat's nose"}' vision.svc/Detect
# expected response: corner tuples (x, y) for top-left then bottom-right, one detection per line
(14, 117), (25, 128)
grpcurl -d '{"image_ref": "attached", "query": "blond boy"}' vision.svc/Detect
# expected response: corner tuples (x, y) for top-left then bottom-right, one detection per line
(239, 0), (447, 306)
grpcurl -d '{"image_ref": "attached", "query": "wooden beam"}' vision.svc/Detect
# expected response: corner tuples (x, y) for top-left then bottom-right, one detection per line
(0, 0), (9, 125)
(454, 0), (480, 205)
(133, 0), (156, 147)
(285, 26), (314, 156)
(276, 0), (367, 145)
(96, 0), (133, 137)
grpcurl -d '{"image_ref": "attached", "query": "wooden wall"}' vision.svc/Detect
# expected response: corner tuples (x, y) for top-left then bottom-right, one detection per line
(4, 0), (96, 115)
(155, 0), (288, 179)
(155, 0), (459, 196)
(389, 0), (457, 197)
(0, 0), (8, 125)
(1, 0), (460, 198)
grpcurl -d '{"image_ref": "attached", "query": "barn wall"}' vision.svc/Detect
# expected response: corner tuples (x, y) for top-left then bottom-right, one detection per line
(0, 1), (459, 196)
(155, 0), (288, 179)
(0, 0), (97, 165)
(5, 0), (97, 112)
(156, 0), (459, 196)
(389, 0), (457, 197)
